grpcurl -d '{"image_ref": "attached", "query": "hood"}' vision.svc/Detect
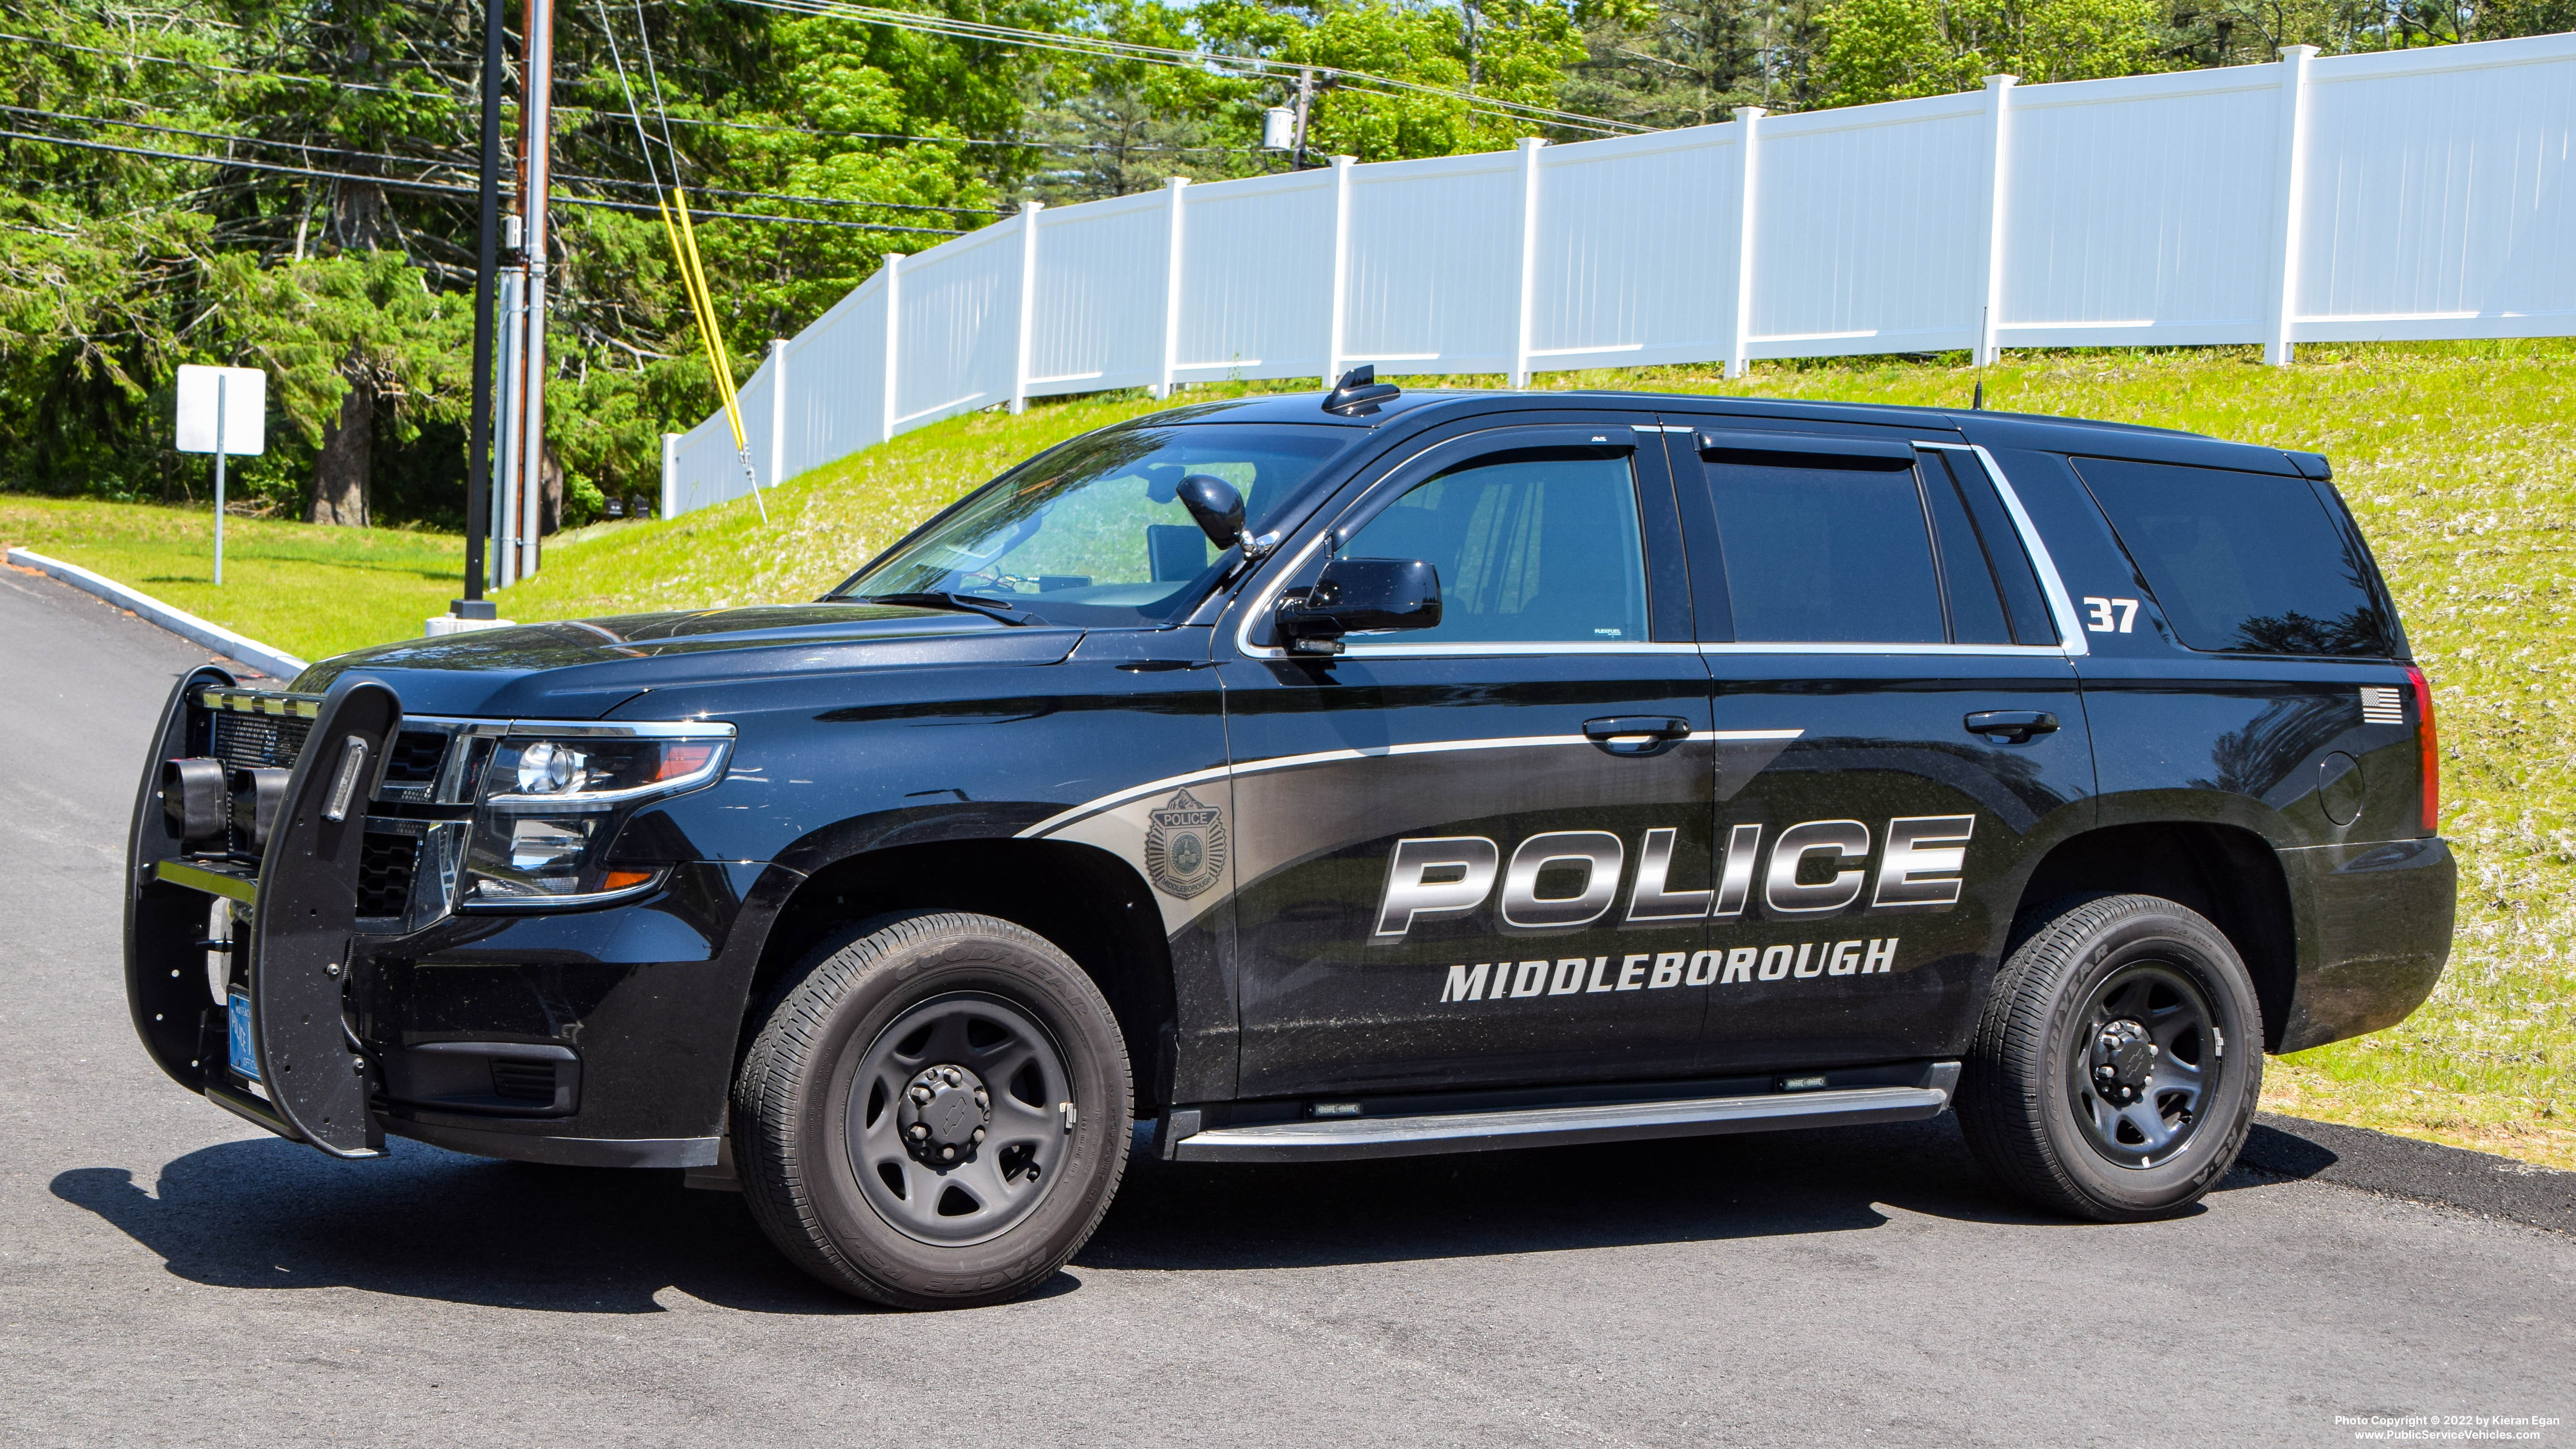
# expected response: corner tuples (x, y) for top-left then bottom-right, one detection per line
(292, 603), (1084, 720)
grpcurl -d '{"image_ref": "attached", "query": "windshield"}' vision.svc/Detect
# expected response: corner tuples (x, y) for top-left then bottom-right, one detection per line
(835, 422), (1359, 627)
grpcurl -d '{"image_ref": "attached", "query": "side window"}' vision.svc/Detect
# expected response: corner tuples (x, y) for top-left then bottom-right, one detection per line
(2071, 458), (2393, 657)
(1920, 450), (2057, 646)
(1703, 454), (1946, 644)
(1341, 448), (1649, 645)
(1921, 457), (2014, 646)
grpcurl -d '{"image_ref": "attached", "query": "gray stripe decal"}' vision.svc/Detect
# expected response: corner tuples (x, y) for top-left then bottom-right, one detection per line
(1016, 728), (1805, 841)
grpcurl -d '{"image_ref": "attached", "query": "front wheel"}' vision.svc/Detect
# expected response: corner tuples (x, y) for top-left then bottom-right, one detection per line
(1957, 893), (2263, 1221)
(732, 911), (1132, 1308)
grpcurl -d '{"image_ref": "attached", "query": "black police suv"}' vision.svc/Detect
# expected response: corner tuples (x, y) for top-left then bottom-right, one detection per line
(124, 375), (2455, 1308)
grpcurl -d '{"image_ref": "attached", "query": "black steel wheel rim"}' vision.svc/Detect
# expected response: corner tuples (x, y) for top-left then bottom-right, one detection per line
(2064, 961), (2217, 1170)
(846, 991), (1073, 1247)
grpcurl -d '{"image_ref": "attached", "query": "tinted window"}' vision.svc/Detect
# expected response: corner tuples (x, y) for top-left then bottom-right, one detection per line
(2072, 458), (2392, 657)
(1921, 453), (2014, 646)
(1705, 457), (1945, 643)
(1942, 451), (2057, 644)
(1342, 449), (1648, 644)
(838, 422), (1354, 627)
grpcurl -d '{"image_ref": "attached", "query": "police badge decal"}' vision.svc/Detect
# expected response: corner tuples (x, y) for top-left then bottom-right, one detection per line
(1143, 787), (1227, 899)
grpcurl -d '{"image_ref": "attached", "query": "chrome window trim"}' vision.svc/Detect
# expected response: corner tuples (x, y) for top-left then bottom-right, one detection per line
(1340, 641), (1702, 659)
(1912, 440), (2090, 658)
(1696, 642), (2074, 658)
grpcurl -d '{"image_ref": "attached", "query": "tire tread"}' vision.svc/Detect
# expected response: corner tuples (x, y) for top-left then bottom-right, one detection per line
(731, 910), (1130, 1307)
(1957, 892), (2260, 1222)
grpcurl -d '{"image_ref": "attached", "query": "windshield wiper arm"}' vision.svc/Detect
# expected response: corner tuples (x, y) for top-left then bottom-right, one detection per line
(847, 591), (1045, 626)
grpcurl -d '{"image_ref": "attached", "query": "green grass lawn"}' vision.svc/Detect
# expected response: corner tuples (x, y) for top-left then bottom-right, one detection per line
(10, 342), (2570, 1166)
(0, 496), (465, 667)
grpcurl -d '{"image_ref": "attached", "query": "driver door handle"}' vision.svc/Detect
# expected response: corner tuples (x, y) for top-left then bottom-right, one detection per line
(1583, 715), (1694, 743)
(1964, 710), (2059, 743)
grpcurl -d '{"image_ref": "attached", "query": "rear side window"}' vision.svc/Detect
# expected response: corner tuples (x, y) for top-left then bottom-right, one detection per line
(2071, 458), (2392, 657)
(1705, 455), (1946, 643)
(1695, 444), (2055, 646)
(1923, 450), (2057, 645)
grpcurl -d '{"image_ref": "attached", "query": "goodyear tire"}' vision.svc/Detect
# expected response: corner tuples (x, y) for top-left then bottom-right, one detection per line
(1957, 893), (2263, 1221)
(732, 911), (1131, 1308)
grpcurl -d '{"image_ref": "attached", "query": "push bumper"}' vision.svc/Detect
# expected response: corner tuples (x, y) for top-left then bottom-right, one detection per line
(124, 673), (789, 1165)
(125, 669), (402, 1158)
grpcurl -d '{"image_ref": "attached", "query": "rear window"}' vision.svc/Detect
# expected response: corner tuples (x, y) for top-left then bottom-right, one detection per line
(2070, 458), (2392, 657)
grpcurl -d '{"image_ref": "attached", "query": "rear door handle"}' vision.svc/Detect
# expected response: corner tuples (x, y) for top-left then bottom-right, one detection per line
(1965, 710), (2059, 743)
(1584, 716), (1694, 751)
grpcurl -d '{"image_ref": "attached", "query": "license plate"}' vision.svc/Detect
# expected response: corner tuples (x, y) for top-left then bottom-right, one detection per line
(227, 990), (259, 1081)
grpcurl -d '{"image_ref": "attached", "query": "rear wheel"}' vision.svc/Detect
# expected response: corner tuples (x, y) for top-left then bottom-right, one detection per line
(1957, 893), (2263, 1221)
(733, 911), (1131, 1308)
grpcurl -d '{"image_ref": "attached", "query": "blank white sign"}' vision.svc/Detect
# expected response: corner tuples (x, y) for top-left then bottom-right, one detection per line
(175, 365), (266, 455)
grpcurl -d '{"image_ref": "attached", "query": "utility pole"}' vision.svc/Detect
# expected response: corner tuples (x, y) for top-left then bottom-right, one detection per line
(515, 0), (554, 583)
(453, 0), (505, 621)
(1291, 68), (1315, 172)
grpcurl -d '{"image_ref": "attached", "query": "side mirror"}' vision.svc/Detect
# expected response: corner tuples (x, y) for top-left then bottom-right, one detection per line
(1278, 557), (1442, 654)
(1176, 474), (1244, 551)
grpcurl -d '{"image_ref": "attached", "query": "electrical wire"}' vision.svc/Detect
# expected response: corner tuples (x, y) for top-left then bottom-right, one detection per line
(0, 127), (965, 233)
(0, 30), (457, 99)
(9, 19), (1649, 144)
(719, 0), (1653, 135)
(0, 101), (999, 215)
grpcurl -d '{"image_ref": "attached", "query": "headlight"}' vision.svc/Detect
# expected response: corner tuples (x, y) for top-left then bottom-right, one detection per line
(462, 726), (734, 908)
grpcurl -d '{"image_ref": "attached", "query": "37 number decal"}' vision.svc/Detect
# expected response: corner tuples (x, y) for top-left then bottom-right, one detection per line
(2082, 596), (2140, 634)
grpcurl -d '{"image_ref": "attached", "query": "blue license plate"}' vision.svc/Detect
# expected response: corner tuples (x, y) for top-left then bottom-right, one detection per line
(227, 990), (259, 1081)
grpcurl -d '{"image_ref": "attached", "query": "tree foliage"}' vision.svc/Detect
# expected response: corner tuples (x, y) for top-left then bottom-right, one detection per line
(5, 0), (2572, 534)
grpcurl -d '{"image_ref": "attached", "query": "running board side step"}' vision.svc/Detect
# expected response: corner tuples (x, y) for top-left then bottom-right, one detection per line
(1168, 1065), (1959, 1164)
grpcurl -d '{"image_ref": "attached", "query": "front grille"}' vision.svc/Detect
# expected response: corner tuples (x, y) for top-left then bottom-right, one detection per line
(489, 1060), (558, 1104)
(210, 711), (313, 773)
(383, 731), (449, 784)
(356, 832), (419, 917)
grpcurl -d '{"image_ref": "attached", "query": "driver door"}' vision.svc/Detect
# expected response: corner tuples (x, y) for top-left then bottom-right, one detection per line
(1218, 423), (1717, 1099)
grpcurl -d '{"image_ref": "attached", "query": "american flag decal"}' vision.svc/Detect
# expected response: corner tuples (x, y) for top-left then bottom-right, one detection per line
(2360, 686), (2405, 725)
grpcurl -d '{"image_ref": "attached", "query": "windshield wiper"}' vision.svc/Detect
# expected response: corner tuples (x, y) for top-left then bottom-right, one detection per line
(846, 591), (1045, 626)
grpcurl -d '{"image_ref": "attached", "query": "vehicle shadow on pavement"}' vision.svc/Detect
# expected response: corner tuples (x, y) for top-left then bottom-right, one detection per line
(1081, 1116), (2128, 1273)
(49, 1137), (874, 1316)
(55, 1115), (2216, 1313)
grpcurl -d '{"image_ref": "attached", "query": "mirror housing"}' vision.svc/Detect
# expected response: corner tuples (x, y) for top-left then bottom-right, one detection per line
(1277, 557), (1442, 654)
(1176, 474), (1245, 551)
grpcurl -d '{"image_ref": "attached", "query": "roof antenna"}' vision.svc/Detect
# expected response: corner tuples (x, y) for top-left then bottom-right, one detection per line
(1973, 306), (1988, 410)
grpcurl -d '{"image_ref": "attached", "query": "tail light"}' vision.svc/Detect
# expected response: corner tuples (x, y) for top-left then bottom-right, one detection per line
(2406, 664), (2438, 834)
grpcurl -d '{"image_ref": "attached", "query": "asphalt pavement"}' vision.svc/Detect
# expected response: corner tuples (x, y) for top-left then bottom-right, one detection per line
(2, 563), (2569, 1448)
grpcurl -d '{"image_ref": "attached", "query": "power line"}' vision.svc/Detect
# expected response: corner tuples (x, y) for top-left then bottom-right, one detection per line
(21, 10), (1648, 141)
(0, 101), (997, 216)
(0, 30), (459, 99)
(1, 29), (1280, 157)
(0, 127), (965, 233)
(720, 0), (1653, 136)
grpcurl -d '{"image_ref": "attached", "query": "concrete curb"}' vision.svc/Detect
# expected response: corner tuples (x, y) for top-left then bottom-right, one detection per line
(6, 547), (309, 681)
(2240, 1112), (2575, 1236)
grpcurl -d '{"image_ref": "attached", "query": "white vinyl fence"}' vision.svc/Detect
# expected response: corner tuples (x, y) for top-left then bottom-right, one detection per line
(663, 34), (2576, 518)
